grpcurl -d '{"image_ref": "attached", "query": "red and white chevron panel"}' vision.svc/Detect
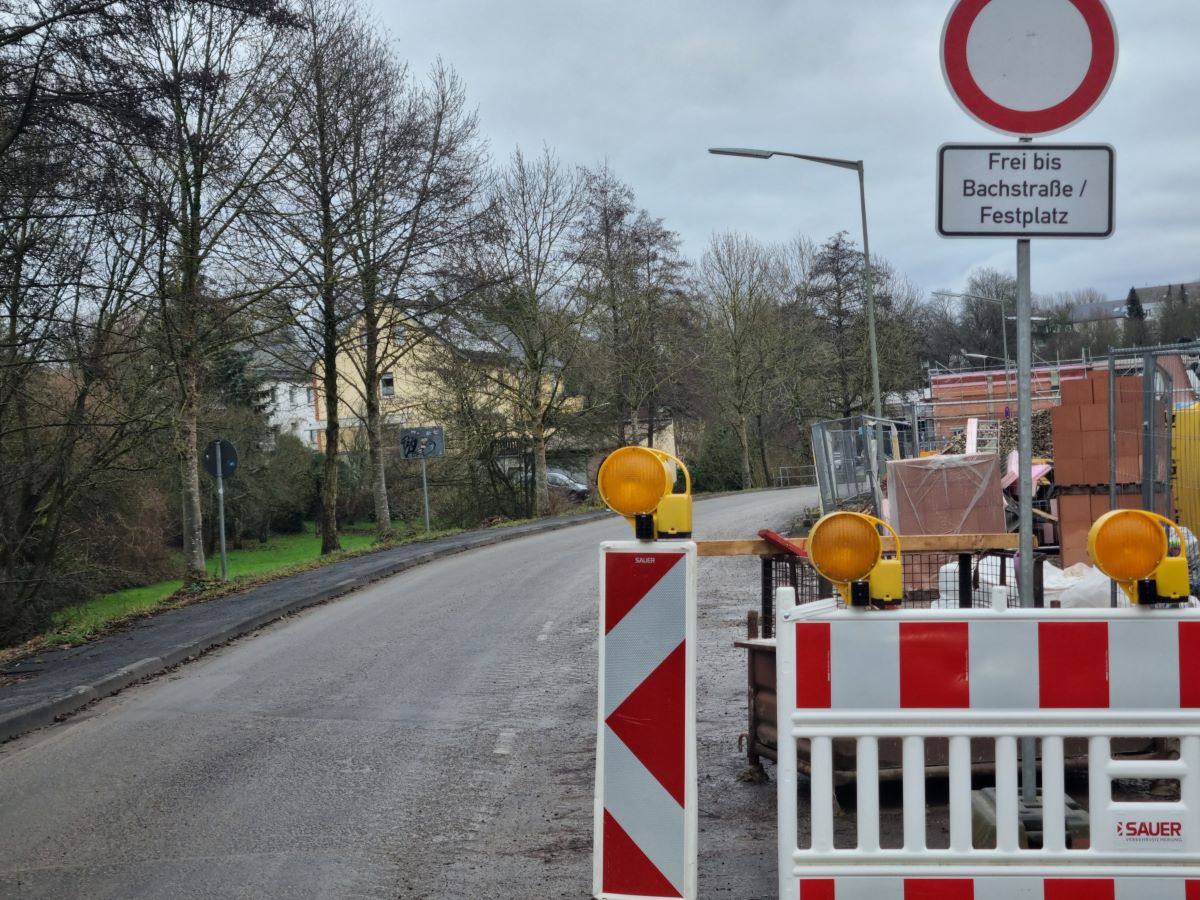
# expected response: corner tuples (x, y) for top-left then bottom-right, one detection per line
(797, 876), (1200, 899)
(793, 617), (1200, 711)
(594, 541), (697, 900)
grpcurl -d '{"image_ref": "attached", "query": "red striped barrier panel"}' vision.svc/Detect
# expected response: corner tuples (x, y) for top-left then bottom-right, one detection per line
(594, 542), (697, 899)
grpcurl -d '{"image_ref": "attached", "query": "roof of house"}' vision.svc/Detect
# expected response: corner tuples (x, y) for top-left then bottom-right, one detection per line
(1070, 282), (1200, 323)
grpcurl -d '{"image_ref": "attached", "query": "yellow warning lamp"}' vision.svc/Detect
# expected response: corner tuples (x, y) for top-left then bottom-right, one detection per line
(1088, 509), (1190, 604)
(806, 511), (904, 607)
(597, 446), (692, 541)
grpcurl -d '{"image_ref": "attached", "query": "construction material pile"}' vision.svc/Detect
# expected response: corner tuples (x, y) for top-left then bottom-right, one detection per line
(941, 408), (1054, 458)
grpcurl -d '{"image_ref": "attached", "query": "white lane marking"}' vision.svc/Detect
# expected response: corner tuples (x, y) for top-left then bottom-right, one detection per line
(537, 620), (554, 642)
(493, 729), (518, 756)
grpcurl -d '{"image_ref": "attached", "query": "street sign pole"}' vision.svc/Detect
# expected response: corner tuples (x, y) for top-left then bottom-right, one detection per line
(421, 457), (430, 533)
(400, 426), (444, 534)
(215, 440), (228, 581)
(1017, 230), (1036, 809)
(940, 0), (1119, 816)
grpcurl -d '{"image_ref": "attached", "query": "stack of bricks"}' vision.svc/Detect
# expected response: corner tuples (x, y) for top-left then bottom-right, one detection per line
(1051, 372), (1145, 566)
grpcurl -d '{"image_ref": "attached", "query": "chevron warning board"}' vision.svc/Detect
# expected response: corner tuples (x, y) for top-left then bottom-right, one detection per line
(594, 541), (697, 900)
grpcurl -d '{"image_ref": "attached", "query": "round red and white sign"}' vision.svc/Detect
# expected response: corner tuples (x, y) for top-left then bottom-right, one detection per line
(941, 0), (1118, 137)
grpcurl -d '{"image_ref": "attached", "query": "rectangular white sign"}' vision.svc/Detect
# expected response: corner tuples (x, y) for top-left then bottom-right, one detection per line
(937, 143), (1114, 238)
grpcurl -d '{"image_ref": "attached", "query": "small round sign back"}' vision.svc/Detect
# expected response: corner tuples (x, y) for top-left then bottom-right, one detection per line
(941, 0), (1117, 136)
(203, 438), (238, 480)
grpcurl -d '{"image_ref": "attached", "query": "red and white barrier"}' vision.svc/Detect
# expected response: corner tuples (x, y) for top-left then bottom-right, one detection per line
(777, 594), (1200, 900)
(796, 876), (1200, 898)
(594, 542), (697, 900)
(793, 613), (1200, 711)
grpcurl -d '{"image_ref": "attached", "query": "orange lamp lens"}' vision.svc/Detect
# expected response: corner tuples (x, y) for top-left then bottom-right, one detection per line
(597, 447), (670, 516)
(1088, 509), (1167, 583)
(807, 512), (882, 584)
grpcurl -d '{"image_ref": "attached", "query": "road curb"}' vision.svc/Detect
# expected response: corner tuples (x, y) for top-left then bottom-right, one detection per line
(0, 510), (612, 743)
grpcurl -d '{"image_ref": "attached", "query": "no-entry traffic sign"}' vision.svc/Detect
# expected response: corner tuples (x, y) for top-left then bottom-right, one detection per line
(941, 0), (1118, 136)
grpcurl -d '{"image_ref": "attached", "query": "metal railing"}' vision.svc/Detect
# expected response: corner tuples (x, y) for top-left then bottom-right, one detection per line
(775, 465), (816, 487)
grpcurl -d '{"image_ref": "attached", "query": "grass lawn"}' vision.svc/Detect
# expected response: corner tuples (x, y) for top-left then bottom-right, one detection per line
(203, 528), (375, 579)
(42, 526), (381, 648)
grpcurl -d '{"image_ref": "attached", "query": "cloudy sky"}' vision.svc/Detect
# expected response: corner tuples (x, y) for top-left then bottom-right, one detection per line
(377, 0), (1197, 303)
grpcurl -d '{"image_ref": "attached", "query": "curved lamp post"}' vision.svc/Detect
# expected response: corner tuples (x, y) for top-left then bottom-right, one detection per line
(709, 147), (885, 511)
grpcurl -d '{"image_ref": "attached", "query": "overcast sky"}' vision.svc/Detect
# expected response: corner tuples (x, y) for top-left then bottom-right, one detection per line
(377, 0), (1198, 303)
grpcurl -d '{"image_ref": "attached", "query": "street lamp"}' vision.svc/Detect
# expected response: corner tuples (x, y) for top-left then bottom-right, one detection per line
(709, 146), (885, 512)
(710, 147), (881, 422)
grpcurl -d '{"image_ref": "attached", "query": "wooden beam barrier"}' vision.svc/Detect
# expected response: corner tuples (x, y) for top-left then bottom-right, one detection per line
(696, 533), (1025, 557)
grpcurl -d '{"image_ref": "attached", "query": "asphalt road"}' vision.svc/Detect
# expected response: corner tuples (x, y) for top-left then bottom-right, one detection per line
(0, 488), (817, 899)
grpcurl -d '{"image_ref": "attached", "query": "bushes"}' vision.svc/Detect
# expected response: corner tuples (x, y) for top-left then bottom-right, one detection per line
(691, 425), (745, 493)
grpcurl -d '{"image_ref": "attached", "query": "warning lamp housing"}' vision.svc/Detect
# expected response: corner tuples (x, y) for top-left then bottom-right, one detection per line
(1088, 509), (1190, 604)
(597, 446), (692, 541)
(806, 511), (903, 606)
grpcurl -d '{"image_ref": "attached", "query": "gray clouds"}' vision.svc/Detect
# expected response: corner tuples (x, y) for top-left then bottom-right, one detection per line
(383, 0), (1198, 300)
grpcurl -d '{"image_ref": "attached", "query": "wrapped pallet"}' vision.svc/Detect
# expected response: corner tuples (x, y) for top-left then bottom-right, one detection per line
(887, 453), (1006, 591)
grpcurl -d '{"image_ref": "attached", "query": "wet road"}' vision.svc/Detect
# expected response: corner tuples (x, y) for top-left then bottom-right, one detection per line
(0, 489), (816, 899)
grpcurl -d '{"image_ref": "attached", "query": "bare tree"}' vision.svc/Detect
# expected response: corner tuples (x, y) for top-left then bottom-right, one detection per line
(0, 129), (169, 639)
(577, 164), (693, 450)
(341, 59), (486, 538)
(101, 0), (300, 581)
(0, 0), (123, 159)
(262, 0), (364, 553)
(698, 232), (787, 488)
(461, 147), (589, 516)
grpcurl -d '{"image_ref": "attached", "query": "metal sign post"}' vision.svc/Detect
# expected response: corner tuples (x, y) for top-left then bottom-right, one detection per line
(400, 426), (445, 534)
(215, 442), (228, 581)
(202, 438), (238, 581)
(1016, 226), (1035, 806)
(420, 457), (430, 533)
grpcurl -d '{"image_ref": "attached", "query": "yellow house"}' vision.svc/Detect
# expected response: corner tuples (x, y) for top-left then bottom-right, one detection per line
(310, 318), (446, 452)
(308, 318), (666, 479)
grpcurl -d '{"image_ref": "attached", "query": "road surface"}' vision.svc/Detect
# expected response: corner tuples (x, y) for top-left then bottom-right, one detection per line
(0, 488), (817, 899)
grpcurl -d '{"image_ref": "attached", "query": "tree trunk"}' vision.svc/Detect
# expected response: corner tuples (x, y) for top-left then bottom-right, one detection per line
(181, 368), (206, 583)
(320, 325), (342, 554)
(736, 412), (752, 490)
(756, 412), (770, 489)
(367, 409), (392, 538)
(532, 419), (550, 516)
(627, 405), (640, 446)
(361, 280), (392, 539)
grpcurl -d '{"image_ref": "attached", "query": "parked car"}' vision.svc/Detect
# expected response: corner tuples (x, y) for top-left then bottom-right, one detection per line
(511, 468), (590, 502)
(546, 469), (590, 501)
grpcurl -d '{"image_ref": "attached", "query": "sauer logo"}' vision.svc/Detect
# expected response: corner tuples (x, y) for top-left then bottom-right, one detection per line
(1117, 820), (1183, 839)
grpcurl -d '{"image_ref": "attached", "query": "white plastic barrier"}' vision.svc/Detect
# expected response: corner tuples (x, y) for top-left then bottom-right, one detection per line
(594, 541), (697, 900)
(776, 591), (1200, 899)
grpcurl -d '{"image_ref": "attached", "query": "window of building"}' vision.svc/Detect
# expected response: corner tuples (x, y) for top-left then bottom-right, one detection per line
(393, 324), (406, 346)
(306, 387), (315, 405)
(380, 373), (395, 398)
